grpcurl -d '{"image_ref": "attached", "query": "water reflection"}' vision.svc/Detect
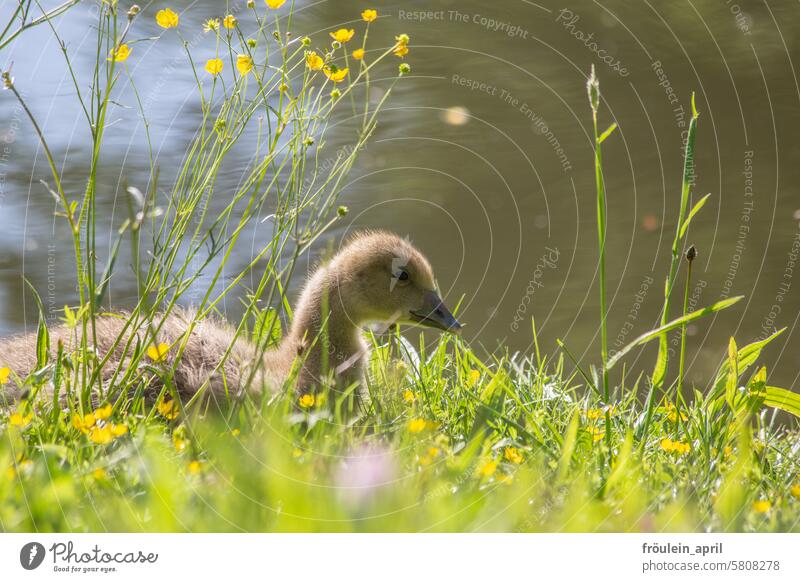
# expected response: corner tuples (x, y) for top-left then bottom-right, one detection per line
(1, 0), (799, 394)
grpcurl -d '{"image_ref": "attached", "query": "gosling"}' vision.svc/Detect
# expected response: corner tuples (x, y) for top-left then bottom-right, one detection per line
(0, 231), (461, 406)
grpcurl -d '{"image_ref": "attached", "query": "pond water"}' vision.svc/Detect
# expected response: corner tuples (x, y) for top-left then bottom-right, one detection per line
(1, 0), (799, 394)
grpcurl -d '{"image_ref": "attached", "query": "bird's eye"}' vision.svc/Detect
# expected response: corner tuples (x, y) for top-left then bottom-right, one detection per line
(396, 269), (409, 281)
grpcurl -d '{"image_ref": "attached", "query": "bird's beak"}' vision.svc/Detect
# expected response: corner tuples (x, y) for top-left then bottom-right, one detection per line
(410, 290), (462, 333)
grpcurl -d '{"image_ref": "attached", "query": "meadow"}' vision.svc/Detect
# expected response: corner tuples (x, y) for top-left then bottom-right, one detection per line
(1, 1), (800, 533)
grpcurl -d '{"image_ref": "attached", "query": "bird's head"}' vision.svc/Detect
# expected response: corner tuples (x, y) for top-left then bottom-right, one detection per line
(328, 230), (462, 333)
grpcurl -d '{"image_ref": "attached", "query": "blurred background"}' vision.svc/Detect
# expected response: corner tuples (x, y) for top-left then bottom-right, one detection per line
(1, 0), (799, 392)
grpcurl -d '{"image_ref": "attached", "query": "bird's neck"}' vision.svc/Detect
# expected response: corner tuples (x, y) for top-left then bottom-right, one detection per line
(287, 268), (367, 384)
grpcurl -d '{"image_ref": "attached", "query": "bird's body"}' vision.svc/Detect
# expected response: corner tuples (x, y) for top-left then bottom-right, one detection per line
(0, 231), (461, 407)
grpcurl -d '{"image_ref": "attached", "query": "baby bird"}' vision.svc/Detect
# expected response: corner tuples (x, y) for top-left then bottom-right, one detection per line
(0, 231), (461, 406)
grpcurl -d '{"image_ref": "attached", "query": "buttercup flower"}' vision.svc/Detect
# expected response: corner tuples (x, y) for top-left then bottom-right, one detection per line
(0, 367), (10, 383)
(402, 389), (416, 404)
(146, 342), (170, 362)
(9, 411), (33, 428)
(299, 394), (315, 408)
(236, 54), (254, 75)
(468, 369), (480, 387)
(108, 44), (131, 62)
(790, 484), (800, 499)
(323, 66), (348, 83)
(155, 8), (179, 29)
(94, 404), (112, 420)
(504, 446), (524, 464)
(188, 460), (203, 474)
(352, 48), (365, 60)
(223, 14), (237, 29)
(752, 500), (771, 514)
(110, 423), (128, 437)
(394, 33), (410, 58)
(89, 425), (112, 445)
(479, 459), (498, 477)
(660, 438), (691, 455)
(157, 399), (180, 420)
(72, 412), (96, 434)
(265, 0), (286, 8)
(361, 9), (377, 23)
(330, 28), (355, 43)
(205, 58), (223, 75)
(665, 402), (687, 423)
(174, 435), (190, 452)
(305, 51), (324, 70)
(408, 418), (427, 433)
(203, 18), (220, 33)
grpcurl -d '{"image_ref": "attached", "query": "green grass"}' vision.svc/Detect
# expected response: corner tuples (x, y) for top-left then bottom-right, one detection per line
(2, 1), (800, 533)
(2, 329), (800, 532)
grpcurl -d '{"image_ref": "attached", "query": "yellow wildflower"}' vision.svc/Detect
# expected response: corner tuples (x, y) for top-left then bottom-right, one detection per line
(110, 423), (128, 437)
(223, 14), (237, 29)
(352, 48), (365, 60)
(323, 66), (348, 83)
(504, 446), (524, 464)
(265, 0), (286, 8)
(790, 484), (800, 499)
(586, 407), (604, 421)
(205, 58), (223, 75)
(467, 369), (481, 387)
(660, 438), (690, 455)
(0, 367), (9, 383)
(408, 417), (427, 433)
(305, 51), (324, 70)
(174, 436), (189, 452)
(479, 459), (498, 478)
(330, 28), (355, 43)
(427, 447), (441, 458)
(94, 404), (112, 420)
(88, 425), (113, 445)
(393, 44), (409, 58)
(298, 394), (315, 408)
(72, 412), (96, 434)
(361, 9), (377, 23)
(146, 342), (170, 362)
(155, 8), (179, 29)
(157, 399), (180, 420)
(92, 468), (107, 480)
(589, 426), (605, 442)
(231, 428), (241, 437)
(236, 54), (254, 75)
(187, 460), (203, 474)
(9, 411), (33, 428)
(665, 402), (687, 423)
(292, 448), (303, 458)
(752, 500), (771, 514)
(108, 44), (131, 62)
(203, 18), (220, 33)
(402, 389), (416, 404)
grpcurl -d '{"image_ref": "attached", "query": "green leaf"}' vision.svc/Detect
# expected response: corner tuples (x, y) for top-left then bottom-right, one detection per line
(710, 328), (785, 401)
(607, 296), (743, 370)
(557, 410), (580, 482)
(763, 386), (800, 418)
(598, 122), (617, 144)
(725, 337), (739, 409)
(679, 193), (711, 239)
(95, 233), (122, 308)
(252, 307), (282, 347)
(24, 279), (49, 368)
